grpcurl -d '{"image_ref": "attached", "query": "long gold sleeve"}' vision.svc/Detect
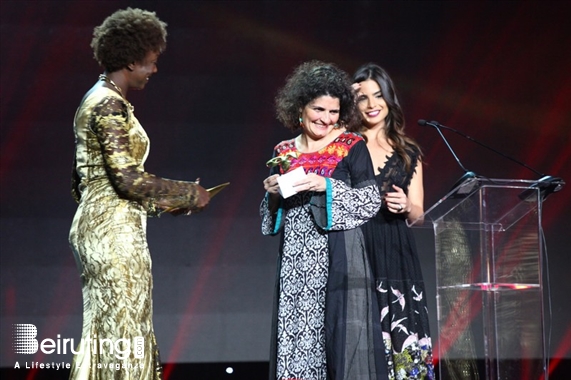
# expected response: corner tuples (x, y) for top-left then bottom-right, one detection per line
(91, 97), (200, 214)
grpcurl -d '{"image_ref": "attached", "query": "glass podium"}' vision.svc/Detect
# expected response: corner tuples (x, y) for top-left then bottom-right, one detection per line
(408, 177), (563, 379)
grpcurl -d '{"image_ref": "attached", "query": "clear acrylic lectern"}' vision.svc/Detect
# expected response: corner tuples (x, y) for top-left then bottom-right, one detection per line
(408, 177), (560, 380)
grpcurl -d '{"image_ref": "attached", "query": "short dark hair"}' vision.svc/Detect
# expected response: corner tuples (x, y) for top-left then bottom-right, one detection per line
(91, 8), (167, 72)
(275, 60), (360, 132)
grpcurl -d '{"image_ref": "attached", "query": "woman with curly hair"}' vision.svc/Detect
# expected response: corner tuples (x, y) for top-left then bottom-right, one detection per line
(69, 8), (209, 379)
(261, 61), (387, 379)
(353, 63), (434, 379)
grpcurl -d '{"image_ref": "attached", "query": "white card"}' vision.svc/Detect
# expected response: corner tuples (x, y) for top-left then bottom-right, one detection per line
(277, 166), (307, 198)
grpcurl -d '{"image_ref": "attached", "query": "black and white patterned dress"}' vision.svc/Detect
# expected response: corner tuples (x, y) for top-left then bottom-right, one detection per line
(261, 132), (387, 380)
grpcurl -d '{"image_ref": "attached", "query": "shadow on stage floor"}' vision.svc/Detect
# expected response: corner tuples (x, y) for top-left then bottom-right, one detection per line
(1, 359), (570, 379)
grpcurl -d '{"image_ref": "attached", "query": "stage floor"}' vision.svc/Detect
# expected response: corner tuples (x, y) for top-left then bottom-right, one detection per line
(2, 359), (570, 379)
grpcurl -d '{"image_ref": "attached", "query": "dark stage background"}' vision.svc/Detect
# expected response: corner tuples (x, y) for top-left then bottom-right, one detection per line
(1, 0), (570, 378)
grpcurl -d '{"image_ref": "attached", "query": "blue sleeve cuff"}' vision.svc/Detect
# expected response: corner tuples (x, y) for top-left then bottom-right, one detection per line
(324, 177), (332, 230)
(267, 192), (283, 236)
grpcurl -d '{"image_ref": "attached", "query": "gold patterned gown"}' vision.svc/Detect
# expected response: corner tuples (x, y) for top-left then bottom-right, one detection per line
(69, 84), (202, 379)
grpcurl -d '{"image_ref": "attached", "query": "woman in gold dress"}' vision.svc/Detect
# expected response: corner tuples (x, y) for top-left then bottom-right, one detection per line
(69, 8), (209, 379)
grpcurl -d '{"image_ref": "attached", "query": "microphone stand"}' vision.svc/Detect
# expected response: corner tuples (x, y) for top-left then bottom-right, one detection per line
(417, 120), (478, 195)
(417, 119), (564, 200)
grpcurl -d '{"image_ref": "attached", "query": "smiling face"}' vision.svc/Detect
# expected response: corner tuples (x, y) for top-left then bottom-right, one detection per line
(356, 79), (389, 129)
(129, 51), (159, 90)
(300, 95), (341, 141)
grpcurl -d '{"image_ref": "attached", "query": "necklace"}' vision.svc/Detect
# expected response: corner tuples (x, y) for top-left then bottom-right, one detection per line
(99, 74), (126, 99)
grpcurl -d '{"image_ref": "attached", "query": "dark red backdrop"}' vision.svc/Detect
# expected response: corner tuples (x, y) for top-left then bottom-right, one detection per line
(1, 0), (570, 376)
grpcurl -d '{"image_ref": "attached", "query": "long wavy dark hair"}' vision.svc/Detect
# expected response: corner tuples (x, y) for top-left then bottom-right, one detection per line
(276, 60), (360, 132)
(353, 63), (423, 172)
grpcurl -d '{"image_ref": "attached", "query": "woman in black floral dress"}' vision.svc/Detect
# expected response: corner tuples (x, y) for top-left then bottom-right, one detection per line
(353, 63), (435, 380)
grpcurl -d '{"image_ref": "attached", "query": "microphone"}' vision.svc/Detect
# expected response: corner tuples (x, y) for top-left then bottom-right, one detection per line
(518, 175), (565, 201)
(417, 119), (477, 193)
(418, 119), (565, 200)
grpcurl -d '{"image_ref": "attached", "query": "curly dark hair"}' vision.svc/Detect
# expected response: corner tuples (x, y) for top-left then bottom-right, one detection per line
(91, 8), (167, 72)
(353, 63), (423, 171)
(275, 60), (360, 132)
